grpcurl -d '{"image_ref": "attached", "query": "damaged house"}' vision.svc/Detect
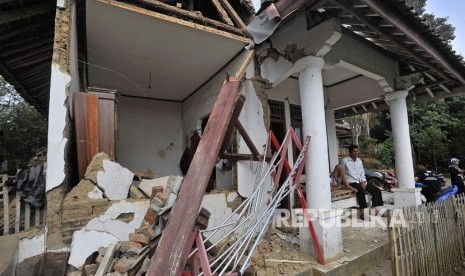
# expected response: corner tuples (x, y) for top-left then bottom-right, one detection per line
(1, 0), (465, 274)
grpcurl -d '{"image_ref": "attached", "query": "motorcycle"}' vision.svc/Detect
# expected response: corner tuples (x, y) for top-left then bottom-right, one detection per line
(415, 181), (458, 203)
(365, 169), (397, 191)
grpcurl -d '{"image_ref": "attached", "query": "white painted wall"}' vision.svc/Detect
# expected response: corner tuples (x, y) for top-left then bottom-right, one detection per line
(237, 80), (269, 197)
(46, 3), (80, 192)
(18, 233), (45, 263)
(117, 97), (183, 176)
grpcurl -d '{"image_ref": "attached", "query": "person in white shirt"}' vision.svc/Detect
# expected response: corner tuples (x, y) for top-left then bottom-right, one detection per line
(340, 145), (383, 216)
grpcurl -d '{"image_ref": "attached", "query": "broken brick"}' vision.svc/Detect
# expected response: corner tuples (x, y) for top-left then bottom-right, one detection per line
(151, 186), (164, 198)
(144, 209), (157, 225)
(137, 225), (157, 240)
(114, 261), (130, 273)
(129, 233), (149, 245)
(154, 192), (166, 203)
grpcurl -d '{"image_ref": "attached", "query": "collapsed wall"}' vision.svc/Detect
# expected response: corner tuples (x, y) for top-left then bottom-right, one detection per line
(46, 0), (80, 251)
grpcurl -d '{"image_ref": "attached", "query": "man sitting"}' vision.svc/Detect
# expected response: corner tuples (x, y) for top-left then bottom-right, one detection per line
(340, 145), (383, 218)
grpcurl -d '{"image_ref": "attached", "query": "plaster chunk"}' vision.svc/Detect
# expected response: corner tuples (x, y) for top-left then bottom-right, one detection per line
(201, 193), (238, 244)
(226, 191), (238, 202)
(18, 233), (45, 263)
(138, 176), (183, 197)
(88, 186), (104, 199)
(85, 200), (149, 241)
(96, 160), (134, 200)
(85, 153), (109, 184)
(68, 230), (118, 269)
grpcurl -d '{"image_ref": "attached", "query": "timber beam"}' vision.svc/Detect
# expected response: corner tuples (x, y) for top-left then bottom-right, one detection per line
(0, 2), (55, 25)
(147, 77), (244, 276)
(327, 0), (451, 83)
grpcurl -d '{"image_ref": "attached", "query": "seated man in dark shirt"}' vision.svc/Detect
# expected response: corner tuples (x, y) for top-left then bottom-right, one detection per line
(415, 161), (441, 202)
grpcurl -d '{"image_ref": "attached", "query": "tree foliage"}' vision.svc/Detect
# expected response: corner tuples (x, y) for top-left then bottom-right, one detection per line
(0, 76), (48, 173)
(404, 0), (456, 44)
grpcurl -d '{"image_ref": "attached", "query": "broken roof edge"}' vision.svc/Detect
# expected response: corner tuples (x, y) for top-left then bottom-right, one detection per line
(0, 60), (47, 117)
(361, 0), (465, 86)
(98, 0), (251, 44)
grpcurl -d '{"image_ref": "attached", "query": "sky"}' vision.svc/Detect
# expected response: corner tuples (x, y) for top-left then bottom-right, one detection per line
(424, 0), (465, 56)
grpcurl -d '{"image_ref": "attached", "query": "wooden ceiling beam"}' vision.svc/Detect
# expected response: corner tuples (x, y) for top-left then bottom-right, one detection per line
(9, 54), (52, 69)
(3, 46), (52, 64)
(0, 2), (55, 25)
(0, 32), (54, 49)
(0, 21), (53, 42)
(362, 0), (465, 85)
(0, 38), (53, 57)
(0, 60), (46, 116)
(328, 0), (452, 83)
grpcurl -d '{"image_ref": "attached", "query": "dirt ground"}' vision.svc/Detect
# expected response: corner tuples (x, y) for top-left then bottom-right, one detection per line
(252, 214), (390, 275)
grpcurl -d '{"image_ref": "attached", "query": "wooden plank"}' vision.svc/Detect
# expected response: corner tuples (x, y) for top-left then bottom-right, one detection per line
(96, 92), (117, 161)
(74, 92), (100, 180)
(147, 78), (243, 276)
(218, 0), (247, 29)
(112, 0), (246, 37)
(35, 207), (40, 226)
(24, 204), (30, 230)
(210, 0), (234, 26)
(220, 153), (267, 161)
(95, 243), (118, 276)
(2, 175), (9, 235)
(388, 210), (400, 276)
(362, 0), (465, 85)
(235, 121), (260, 156)
(0, 2), (55, 24)
(15, 192), (20, 233)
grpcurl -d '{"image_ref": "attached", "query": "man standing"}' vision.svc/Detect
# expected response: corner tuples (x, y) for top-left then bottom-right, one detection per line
(340, 145), (383, 217)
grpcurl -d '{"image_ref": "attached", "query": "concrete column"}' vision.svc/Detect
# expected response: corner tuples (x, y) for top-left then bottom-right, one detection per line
(385, 90), (421, 207)
(296, 56), (342, 260)
(325, 109), (339, 171)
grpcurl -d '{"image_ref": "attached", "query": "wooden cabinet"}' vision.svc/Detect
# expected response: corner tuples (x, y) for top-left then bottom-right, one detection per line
(74, 88), (119, 179)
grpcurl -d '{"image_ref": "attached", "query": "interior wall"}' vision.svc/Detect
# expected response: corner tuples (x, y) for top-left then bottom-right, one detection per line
(117, 97), (183, 176)
(182, 50), (253, 190)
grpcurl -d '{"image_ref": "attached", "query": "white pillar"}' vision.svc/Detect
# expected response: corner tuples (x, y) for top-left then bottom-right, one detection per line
(297, 56), (342, 260)
(325, 109), (339, 171)
(385, 90), (421, 206)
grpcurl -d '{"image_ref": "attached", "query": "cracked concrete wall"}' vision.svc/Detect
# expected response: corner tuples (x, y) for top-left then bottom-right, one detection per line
(46, 0), (80, 251)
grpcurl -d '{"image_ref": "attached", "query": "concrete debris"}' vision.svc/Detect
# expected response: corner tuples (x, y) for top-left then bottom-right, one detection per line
(96, 160), (134, 200)
(88, 186), (104, 199)
(132, 168), (156, 181)
(18, 231), (45, 263)
(65, 179), (104, 201)
(200, 192), (241, 244)
(84, 200), (150, 240)
(84, 152), (109, 184)
(68, 230), (119, 269)
(129, 184), (147, 199)
(139, 175), (183, 198)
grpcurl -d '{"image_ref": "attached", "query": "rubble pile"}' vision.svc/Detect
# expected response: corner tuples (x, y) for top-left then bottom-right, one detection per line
(63, 153), (184, 275)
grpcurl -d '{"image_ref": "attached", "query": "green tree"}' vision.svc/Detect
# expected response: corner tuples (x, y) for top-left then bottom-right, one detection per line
(415, 126), (448, 172)
(0, 76), (48, 173)
(404, 0), (456, 44)
(377, 134), (395, 167)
